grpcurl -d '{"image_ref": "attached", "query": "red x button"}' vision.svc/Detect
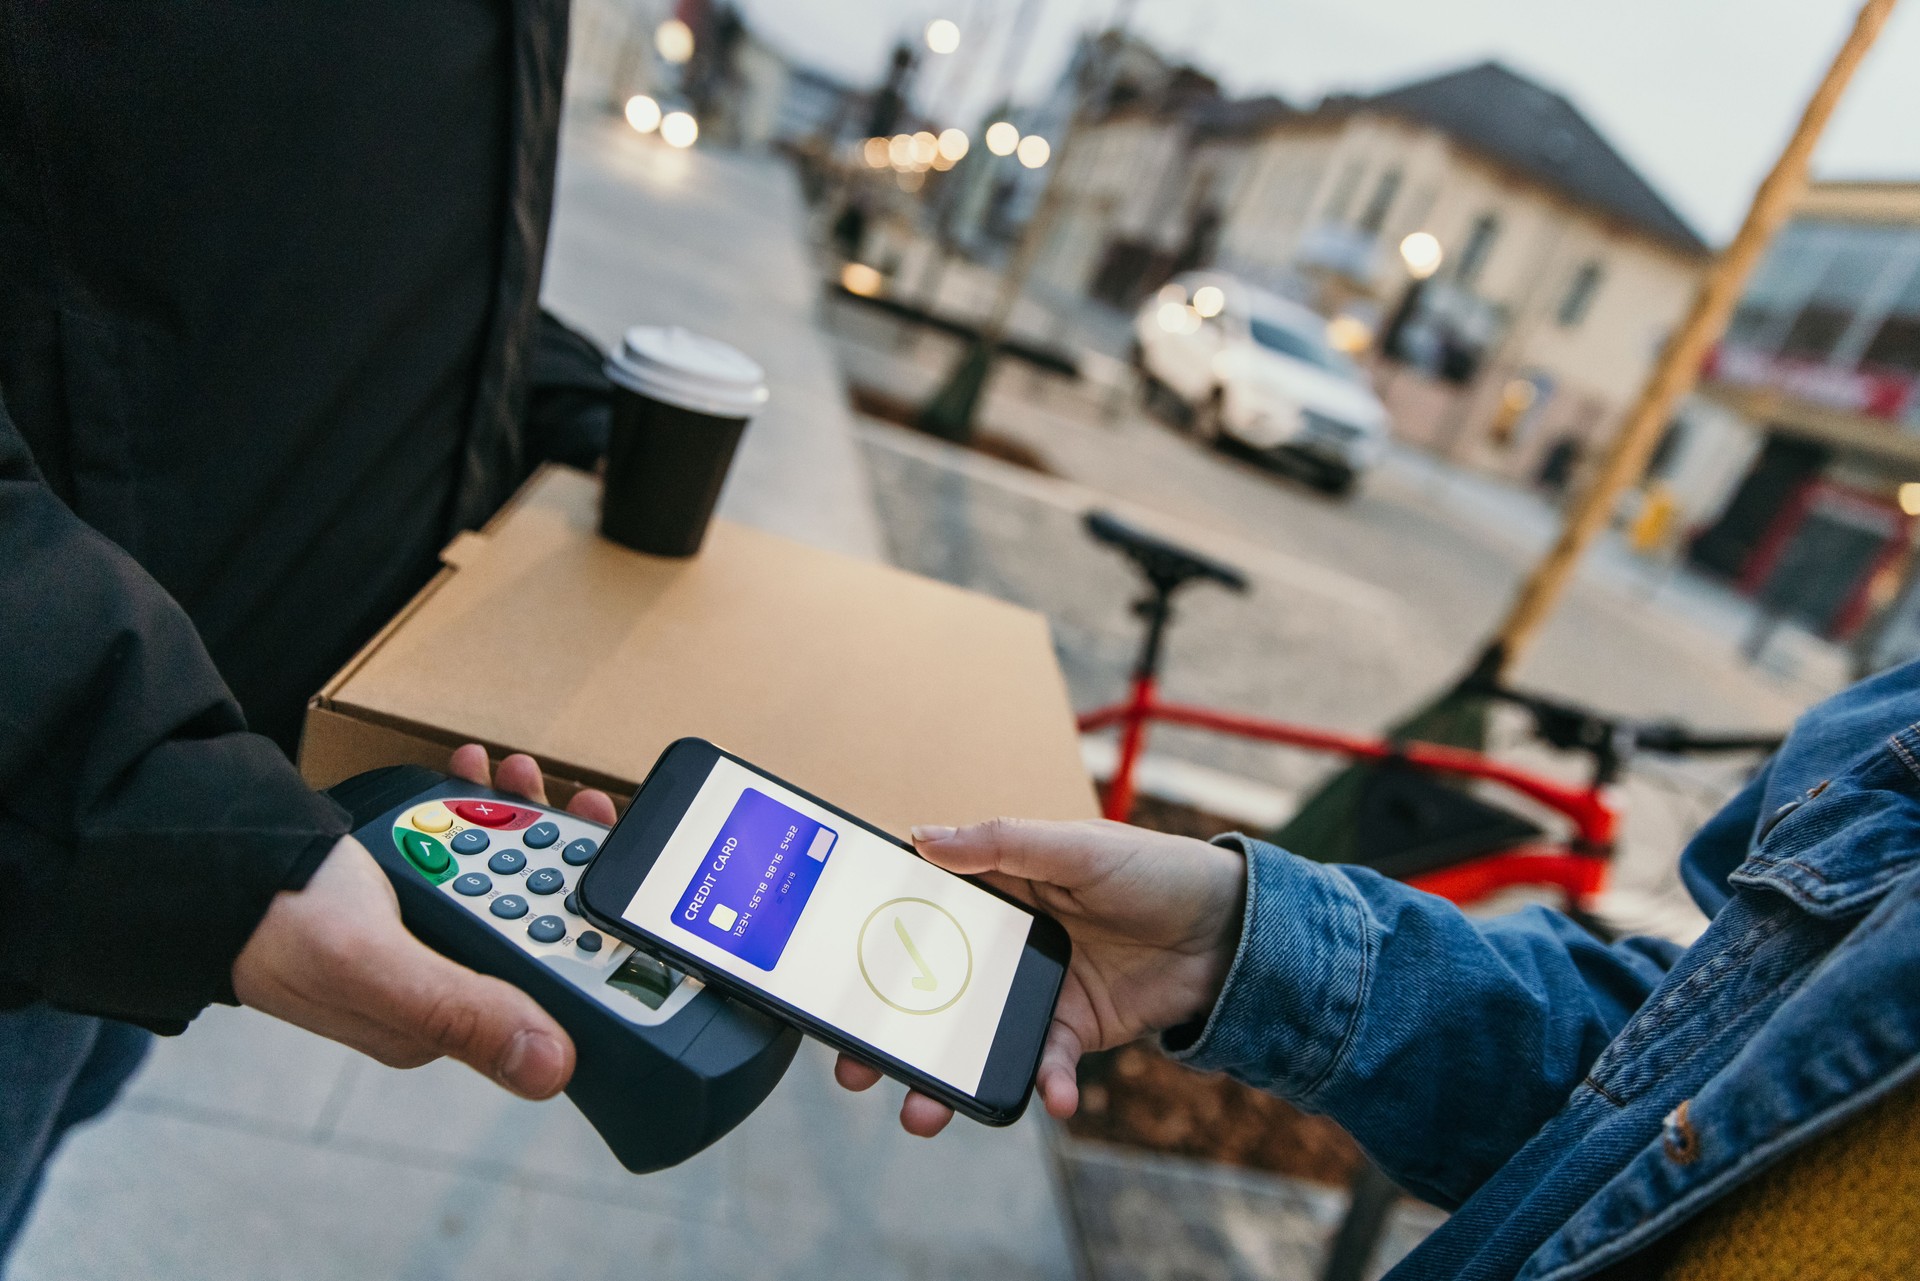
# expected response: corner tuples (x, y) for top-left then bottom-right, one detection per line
(449, 799), (536, 829)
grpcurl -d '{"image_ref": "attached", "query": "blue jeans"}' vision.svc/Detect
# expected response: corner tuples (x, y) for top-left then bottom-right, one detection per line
(0, 1005), (150, 1268)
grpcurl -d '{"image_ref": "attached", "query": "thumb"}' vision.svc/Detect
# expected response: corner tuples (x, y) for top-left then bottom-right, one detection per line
(369, 935), (576, 1099)
(910, 817), (1112, 888)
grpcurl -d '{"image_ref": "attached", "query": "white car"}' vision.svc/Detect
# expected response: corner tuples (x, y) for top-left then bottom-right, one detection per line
(1132, 273), (1389, 495)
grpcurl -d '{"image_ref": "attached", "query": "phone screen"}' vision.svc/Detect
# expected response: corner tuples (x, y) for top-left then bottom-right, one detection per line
(615, 755), (1037, 1097)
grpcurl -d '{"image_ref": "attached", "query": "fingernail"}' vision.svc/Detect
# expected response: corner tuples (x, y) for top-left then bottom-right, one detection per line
(498, 1029), (567, 1098)
(911, 825), (957, 844)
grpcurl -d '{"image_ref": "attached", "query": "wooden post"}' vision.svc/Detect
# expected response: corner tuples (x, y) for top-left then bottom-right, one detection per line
(1477, 0), (1899, 679)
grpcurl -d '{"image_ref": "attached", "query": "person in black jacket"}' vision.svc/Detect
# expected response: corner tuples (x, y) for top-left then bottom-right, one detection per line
(0, 3), (616, 1256)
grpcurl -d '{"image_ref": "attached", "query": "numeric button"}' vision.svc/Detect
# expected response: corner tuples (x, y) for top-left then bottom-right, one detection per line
(453, 873), (492, 896)
(526, 867), (565, 896)
(487, 849), (526, 875)
(523, 821), (560, 849)
(452, 829), (490, 855)
(528, 915), (566, 944)
(490, 895), (529, 920)
(562, 838), (599, 867)
(577, 932), (602, 953)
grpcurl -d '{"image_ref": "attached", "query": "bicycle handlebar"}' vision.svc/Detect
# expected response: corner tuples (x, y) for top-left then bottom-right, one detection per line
(1471, 680), (1782, 766)
(1630, 726), (1787, 756)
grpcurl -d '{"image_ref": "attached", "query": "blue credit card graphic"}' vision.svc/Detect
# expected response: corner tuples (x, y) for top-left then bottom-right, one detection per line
(672, 788), (837, 970)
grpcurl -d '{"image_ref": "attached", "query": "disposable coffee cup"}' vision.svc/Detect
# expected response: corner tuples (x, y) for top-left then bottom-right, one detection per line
(600, 325), (769, 557)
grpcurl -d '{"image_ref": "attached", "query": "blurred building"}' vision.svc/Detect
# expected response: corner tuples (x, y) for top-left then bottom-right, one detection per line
(566, 0), (863, 151)
(1043, 60), (1710, 493)
(1035, 93), (1292, 307)
(1684, 180), (1920, 653)
(947, 30), (1217, 257)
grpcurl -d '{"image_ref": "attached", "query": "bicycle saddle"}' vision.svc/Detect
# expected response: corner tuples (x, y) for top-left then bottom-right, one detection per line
(1084, 510), (1250, 595)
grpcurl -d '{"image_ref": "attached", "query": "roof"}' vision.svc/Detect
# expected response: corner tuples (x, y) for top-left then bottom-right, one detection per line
(1332, 61), (1708, 256)
(1796, 179), (1920, 226)
(1192, 94), (1295, 138)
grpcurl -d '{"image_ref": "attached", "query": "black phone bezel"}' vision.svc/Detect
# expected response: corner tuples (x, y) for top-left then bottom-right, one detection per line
(575, 737), (1071, 1125)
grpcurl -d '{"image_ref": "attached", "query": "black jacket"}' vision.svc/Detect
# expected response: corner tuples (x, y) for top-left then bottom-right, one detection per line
(0, 1), (580, 1031)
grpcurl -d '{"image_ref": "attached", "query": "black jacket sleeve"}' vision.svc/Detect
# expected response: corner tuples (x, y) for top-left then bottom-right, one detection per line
(523, 309), (611, 472)
(0, 395), (350, 1033)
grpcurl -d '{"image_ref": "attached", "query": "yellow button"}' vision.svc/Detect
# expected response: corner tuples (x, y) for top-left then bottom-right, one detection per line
(410, 803), (454, 834)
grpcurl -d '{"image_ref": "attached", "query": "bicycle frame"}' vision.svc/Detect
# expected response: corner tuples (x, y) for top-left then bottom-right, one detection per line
(1079, 673), (1617, 909)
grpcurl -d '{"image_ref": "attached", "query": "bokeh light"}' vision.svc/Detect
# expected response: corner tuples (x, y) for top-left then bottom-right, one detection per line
(654, 18), (695, 64)
(1016, 134), (1050, 169)
(984, 121), (1020, 156)
(841, 262), (884, 297)
(624, 95), (661, 134)
(1399, 231), (1444, 279)
(660, 110), (698, 149)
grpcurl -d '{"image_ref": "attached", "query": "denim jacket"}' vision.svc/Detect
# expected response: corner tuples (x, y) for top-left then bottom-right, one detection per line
(1171, 660), (1920, 1279)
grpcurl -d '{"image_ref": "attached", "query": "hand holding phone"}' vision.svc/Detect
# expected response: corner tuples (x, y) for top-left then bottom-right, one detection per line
(577, 740), (1074, 1124)
(836, 818), (1250, 1137)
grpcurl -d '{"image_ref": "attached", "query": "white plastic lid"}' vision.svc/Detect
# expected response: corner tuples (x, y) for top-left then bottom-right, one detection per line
(604, 325), (770, 419)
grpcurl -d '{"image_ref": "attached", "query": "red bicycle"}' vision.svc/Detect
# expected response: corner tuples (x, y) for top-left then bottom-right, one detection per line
(1075, 509), (1782, 915)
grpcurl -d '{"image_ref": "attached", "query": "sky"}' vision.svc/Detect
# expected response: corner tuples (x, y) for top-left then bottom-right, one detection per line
(737, 0), (1920, 246)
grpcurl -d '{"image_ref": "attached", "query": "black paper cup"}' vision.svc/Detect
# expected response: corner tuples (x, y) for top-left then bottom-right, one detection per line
(600, 326), (769, 556)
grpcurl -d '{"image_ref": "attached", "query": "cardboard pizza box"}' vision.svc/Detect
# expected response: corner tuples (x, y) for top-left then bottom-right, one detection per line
(300, 465), (1097, 834)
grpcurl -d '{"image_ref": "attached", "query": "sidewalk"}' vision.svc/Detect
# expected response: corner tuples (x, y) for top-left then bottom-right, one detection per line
(10, 117), (1073, 1281)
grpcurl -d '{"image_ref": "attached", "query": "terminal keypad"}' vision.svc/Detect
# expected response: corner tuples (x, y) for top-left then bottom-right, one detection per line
(386, 792), (689, 1024)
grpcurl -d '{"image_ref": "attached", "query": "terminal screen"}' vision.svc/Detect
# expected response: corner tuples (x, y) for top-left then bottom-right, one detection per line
(620, 756), (1034, 1095)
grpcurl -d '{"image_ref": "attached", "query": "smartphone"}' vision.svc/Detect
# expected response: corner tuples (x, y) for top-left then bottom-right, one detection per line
(576, 738), (1071, 1125)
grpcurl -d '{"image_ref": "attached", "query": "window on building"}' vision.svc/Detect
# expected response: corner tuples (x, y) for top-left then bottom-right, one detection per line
(1454, 214), (1500, 287)
(1322, 160), (1364, 224)
(1558, 261), (1604, 327)
(1725, 221), (1851, 351)
(1777, 223), (1912, 363)
(1356, 167), (1402, 235)
(1860, 258), (1920, 377)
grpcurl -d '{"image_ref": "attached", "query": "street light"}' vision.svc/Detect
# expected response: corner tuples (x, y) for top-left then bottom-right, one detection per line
(660, 110), (699, 149)
(1015, 134), (1050, 169)
(1381, 231), (1443, 361)
(624, 94), (662, 134)
(925, 18), (961, 54)
(654, 18), (695, 64)
(937, 128), (970, 162)
(1398, 231), (1444, 280)
(984, 121), (1019, 156)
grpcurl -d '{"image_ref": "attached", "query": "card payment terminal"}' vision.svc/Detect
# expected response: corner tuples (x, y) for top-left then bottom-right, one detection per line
(327, 765), (799, 1172)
